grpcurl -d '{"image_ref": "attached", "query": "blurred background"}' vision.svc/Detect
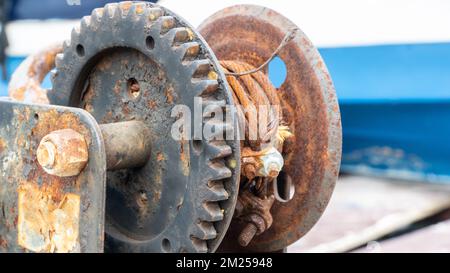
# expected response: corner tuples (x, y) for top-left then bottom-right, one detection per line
(1, 0), (450, 252)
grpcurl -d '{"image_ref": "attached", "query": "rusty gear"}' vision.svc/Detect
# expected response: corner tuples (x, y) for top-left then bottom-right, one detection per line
(49, 2), (240, 253)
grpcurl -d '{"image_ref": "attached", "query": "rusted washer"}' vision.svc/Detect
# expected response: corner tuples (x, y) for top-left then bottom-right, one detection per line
(199, 5), (342, 252)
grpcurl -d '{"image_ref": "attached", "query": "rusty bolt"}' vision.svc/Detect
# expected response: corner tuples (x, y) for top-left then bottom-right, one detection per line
(257, 147), (284, 178)
(238, 213), (267, 247)
(243, 163), (256, 180)
(36, 129), (89, 177)
(267, 162), (281, 178)
(238, 223), (258, 247)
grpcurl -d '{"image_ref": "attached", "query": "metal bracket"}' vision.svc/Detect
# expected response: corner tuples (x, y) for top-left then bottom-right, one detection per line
(0, 99), (106, 253)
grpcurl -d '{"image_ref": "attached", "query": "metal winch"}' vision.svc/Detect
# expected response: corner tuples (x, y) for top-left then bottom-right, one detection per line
(0, 2), (341, 253)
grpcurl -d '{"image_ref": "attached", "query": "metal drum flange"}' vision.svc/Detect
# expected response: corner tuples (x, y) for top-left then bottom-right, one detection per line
(198, 4), (342, 252)
(49, 1), (240, 253)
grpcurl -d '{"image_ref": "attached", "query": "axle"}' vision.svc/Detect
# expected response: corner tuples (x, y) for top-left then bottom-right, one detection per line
(36, 120), (152, 177)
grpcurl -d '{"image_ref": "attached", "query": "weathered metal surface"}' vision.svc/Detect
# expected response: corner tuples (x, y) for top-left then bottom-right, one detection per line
(235, 191), (275, 247)
(17, 185), (81, 252)
(49, 2), (240, 253)
(37, 129), (89, 177)
(100, 121), (151, 171)
(199, 5), (342, 252)
(8, 43), (62, 104)
(0, 99), (106, 252)
(220, 58), (290, 247)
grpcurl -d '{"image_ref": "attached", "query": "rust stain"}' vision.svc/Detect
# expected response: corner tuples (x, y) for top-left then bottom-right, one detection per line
(179, 140), (190, 176)
(101, 110), (115, 124)
(164, 86), (175, 104)
(96, 57), (112, 71)
(31, 109), (91, 145)
(156, 152), (165, 161)
(0, 236), (8, 248)
(147, 99), (157, 109)
(120, 1), (132, 12)
(136, 191), (149, 227)
(186, 28), (195, 41)
(9, 43), (62, 104)
(135, 3), (145, 14)
(17, 183), (80, 253)
(208, 70), (218, 80)
(0, 138), (5, 154)
(36, 129), (89, 177)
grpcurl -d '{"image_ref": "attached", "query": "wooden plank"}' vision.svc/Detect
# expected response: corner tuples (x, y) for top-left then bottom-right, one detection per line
(288, 175), (450, 253)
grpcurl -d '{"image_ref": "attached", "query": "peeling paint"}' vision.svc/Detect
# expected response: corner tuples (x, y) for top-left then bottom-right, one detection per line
(0, 138), (5, 155)
(17, 184), (80, 253)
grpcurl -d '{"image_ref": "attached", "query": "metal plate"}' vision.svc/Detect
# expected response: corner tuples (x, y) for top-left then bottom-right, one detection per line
(199, 4), (342, 252)
(0, 100), (106, 253)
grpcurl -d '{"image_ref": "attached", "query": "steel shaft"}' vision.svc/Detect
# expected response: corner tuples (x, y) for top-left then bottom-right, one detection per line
(100, 120), (151, 171)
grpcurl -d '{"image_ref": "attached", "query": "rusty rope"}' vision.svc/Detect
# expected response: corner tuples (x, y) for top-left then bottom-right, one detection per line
(220, 60), (281, 151)
(220, 50), (295, 246)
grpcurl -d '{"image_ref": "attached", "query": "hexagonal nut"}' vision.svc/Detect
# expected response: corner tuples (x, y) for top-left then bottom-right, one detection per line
(257, 147), (284, 178)
(36, 129), (89, 177)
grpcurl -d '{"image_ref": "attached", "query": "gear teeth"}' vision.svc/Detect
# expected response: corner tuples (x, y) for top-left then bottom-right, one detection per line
(80, 16), (91, 31)
(147, 8), (163, 22)
(178, 42), (200, 61)
(50, 70), (57, 82)
(55, 54), (64, 68)
(120, 2), (141, 19)
(62, 40), (71, 52)
(204, 120), (234, 141)
(91, 8), (104, 22)
(53, 2), (236, 253)
(205, 141), (232, 159)
(205, 180), (229, 201)
(70, 26), (81, 44)
(192, 79), (219, 97)
(167, 27), (194, 45)
(190, 60), (212, 78)
(207, 161), (232, 180)
(202, 99), (226, 118)
(127, 5), (141, 22)
(190, 237), (208, 253)
(159, 16), (176, 34)
(199, 202), (223, 222)
(192, 222), (217, 240)
(104, 3), (118, 19)
(133, 3), (146, 15)
(118, 1), (133, 17)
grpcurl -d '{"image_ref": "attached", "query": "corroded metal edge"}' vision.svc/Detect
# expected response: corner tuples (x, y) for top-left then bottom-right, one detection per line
(0, 100), (106, 253)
